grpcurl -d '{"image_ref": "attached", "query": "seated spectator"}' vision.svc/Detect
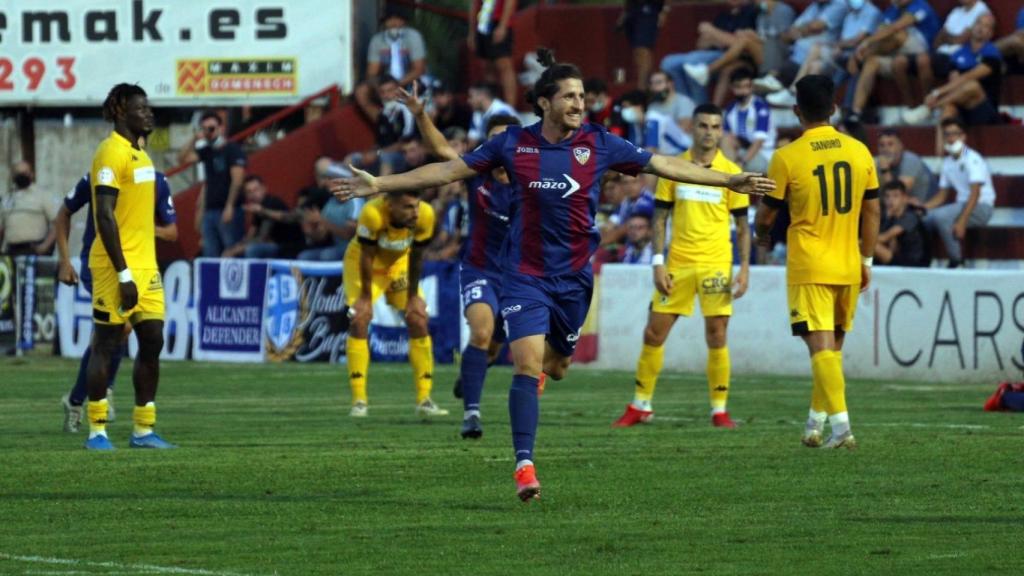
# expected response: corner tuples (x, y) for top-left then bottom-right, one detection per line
(621, 210), (655, 264)
(617, 90), (692, 156)
(903, 14), (1003, 125)
(618, 0), (671, 89)
(660, 0), (759, 105)
(467, 82), (517, 145)
(347, 75), (415, 175)
(0, 161), (56, 255)
(875, 180), (930, 266)
(766, 0), (882, 108)
(224, 175), (304, 259)
(874, 129), (935, 205)
(427, 79), (472, 134)
(297, 162), (363, 261)
(932, 0), (990, 55)
(994, 8), (1024, 69)
(845, 0), (940, 126)
(647, 70), (696, 133)
(721, 68), (776, 173)
(922, 118), (995, 268)
(426, 181), (467, 261)
(584, 77), (613, 128)
(754, 0), (849, 94)
(353, 7), (427, 122)
(601, 173), (655, 248)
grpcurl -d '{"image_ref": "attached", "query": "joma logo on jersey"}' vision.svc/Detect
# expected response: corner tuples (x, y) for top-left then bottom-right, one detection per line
(528, 174), (581, 198)
(516, 146), (539, 154)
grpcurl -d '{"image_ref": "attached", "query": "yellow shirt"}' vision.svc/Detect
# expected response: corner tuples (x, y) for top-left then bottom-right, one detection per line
(655, 149), (747, 266)
(766, 125), (879, 285)
(343, 197), (435, 269)
(88, 131), (157, 270)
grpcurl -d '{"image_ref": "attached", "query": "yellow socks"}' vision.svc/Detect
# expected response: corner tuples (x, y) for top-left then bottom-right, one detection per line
(87, 399), (109, 438)
(348, 336), (369, 404)
(409, 336), (434, 404)
(634, 343), (664, 406)
(810, 350), (847, 415)
(706, 347), (730, 412)
(133, 402), (156, 437)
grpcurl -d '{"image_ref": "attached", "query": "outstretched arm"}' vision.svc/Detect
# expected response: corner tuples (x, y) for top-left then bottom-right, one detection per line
(644, 154), (775, 196)
(329, 158), (477, 202)
(400, 86), (459, 161)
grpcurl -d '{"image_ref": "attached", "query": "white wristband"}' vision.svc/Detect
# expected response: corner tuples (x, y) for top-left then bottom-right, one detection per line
(651, 254), (665, 267)
(117, 268), (133, 283)
(862, 256), (873, 267)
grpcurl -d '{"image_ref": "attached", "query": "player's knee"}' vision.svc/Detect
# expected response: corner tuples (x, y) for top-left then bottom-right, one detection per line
(643, 324), (668, 347)
(138, 332), (164, 360)
(469, 325), (493, 349)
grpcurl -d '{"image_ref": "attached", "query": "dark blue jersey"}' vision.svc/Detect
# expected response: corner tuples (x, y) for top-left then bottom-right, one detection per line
(462, 121), (651, 277)
(461, 173), (514, 272)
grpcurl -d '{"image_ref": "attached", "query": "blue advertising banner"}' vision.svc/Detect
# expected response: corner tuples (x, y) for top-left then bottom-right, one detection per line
(193, 259), (268, 362)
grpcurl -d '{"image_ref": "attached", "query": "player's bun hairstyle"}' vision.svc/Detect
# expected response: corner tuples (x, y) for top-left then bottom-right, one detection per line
(485, 113), (521, 135)
(102, 83), (147, 123)
(795, 74), (835, 124)
(526, 48), (582, 117)
(693, 103), (724, 118)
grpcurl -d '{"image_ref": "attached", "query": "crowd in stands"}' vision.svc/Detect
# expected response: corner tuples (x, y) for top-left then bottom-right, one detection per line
(5, 2), (1019, 270)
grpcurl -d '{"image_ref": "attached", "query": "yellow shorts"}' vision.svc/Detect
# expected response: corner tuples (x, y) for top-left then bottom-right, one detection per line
(343, 258), (412, 309)
(92, 267), (165, 326)
(787, 283), (859, 336)
(651, 263), (733, 318)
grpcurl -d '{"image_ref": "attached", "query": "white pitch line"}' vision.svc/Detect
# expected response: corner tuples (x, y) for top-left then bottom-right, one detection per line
(0, 554), (259, 576)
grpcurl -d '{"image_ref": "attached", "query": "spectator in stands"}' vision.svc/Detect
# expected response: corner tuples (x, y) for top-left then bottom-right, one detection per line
(994, 8), (1024, 68)
(765, 0), (882, 108)
(584, 78), (613, 128)
(348, 75), (415, 175)
(427, 181), (467, 261)
(354, 7), (427, 123)
(721, 68), (776, 173)
(601, 173), (655, 249)
(179, 111), (247, 258)
(444, 127), (470, 156)
(617, 90), (692, 156)
(647, 70), (696, 133)
(469, 0), (519, 107)
(923, 117), (995, 268)
(467, 82), (517, 145)
(297, 160), (363, 261)
(0, 161), (56, 255)
(223, 175), (304, 259)
(618, 1), (671, 89)
(660, 0), (759, 105)
(427, 80), (472, 134)
(876, 180), (929, 267)
(875, 129), (934, 205)
(845, 0), (940, 127)
(621, 210), (655, 264)
(932, 0), (991, 55)
(903, 14), (1003, 125)
(754, 0), (849, 95)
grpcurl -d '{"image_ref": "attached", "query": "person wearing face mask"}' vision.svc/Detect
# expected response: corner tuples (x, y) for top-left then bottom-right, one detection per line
(646, 70), (696, 134)
(0, 161), (58, 256)
(922, 117), (995, 268)
(903, 14), (1003, 126)
(178, 110), (247, 258)
(617, 90), (692, 156)
(584, 78), (612, 128)
(354, 7), (428, 125)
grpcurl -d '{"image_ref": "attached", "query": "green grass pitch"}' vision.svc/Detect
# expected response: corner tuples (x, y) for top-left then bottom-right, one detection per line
(1, 357), (1021, 575)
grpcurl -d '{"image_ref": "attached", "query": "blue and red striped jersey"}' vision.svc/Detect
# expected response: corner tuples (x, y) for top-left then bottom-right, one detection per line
(461, 173), (514, 272)
(462, 121), (652, 277)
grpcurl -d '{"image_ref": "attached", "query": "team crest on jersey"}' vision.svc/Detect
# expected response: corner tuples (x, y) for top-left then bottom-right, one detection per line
(573, 147), (591, 166)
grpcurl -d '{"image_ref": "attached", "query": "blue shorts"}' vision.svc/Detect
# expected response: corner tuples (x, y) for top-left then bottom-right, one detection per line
(500, 269), (593, 357)
(460, 264), (506, 342)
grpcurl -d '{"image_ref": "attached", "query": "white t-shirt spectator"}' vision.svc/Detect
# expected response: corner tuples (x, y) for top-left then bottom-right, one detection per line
(938, 0), (990, 54)
(642, 110), (692, 155)
(939, 146), (995, 205)
(648, 94), (697, 128)
(366, 28), (427, 81)
(468, 98), (517, 142)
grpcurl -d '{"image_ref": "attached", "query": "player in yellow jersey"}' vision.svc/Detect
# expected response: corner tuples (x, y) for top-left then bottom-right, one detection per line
(612, 104), (751, 429)
(343, 190), (448, 418)
(84, 83), (173, 450)
(754, 75), (881, 449)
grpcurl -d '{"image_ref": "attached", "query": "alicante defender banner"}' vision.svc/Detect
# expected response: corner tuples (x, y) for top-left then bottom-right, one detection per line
(0, 0), (352, 106)
(597, 265), (1024, 383)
